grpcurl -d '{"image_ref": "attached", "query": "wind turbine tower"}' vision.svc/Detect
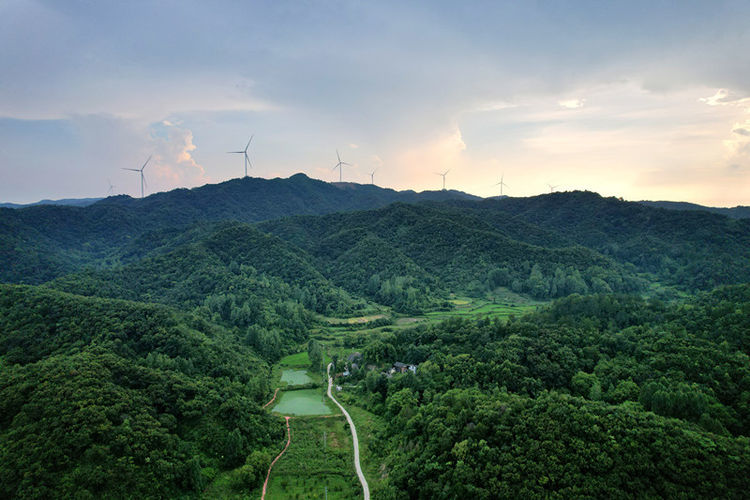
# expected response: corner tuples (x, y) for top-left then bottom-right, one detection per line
(122, 155), (151, 199)
(228, 135), (253, 177)
(436, 169), (450, 190)
(548, 183), (559, 193)
(495, 173), (509, 196)
(332, 149), (350, 182)
(369, 169), (377, 185)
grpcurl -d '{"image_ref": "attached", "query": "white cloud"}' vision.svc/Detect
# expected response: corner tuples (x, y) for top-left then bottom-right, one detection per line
(699, 89), (750, 107)
(147, 121), (209, 188)
(558, 98), (586, 109)
(477, 101), (518, 112)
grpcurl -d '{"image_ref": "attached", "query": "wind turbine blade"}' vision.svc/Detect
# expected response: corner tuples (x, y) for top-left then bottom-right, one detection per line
(122, 168), (140, 171)
(141, 155), (152, 171)
(444, 169), (450, 175)
(228, 151), (244, 154)
(142, 174), (148, 191)
(336, 149), (342, 163)
(341, 161), (352, 166)
(244, 135), (253, 152)
(245, 152), (252, 169)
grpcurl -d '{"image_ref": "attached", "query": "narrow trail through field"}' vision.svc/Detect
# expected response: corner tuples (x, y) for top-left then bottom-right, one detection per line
(327, 363), (370, 500)
(262, 388), (280, 409)
(261, 416), (291, 500)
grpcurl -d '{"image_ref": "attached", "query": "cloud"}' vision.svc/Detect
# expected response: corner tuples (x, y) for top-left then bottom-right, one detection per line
(147, 121), (209, 188)
(732, 126), (750, 136)
(349, 143), (359, 149)
(699, 89), (750, 107)
(395, 126), (467, 189)
(558, 98), (586, 109)
(477, 101), (518, 112)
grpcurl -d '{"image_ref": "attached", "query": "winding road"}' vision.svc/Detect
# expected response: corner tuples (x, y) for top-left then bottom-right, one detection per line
(327, 362), (370, 500)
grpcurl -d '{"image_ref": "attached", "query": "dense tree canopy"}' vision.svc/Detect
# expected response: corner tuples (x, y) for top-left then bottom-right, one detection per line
(2, 182), (749, 497)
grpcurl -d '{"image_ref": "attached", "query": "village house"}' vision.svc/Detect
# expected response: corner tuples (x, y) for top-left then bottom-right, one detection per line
(391, 361), (417, 374)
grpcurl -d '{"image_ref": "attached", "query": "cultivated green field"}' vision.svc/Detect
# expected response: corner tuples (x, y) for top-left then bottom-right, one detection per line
(279, 351), (311, 367)
(272, 389), (333, 416)
(264, 417), (361, 500)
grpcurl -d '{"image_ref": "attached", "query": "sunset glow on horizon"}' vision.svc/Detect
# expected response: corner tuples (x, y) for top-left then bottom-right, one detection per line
(1, 1), (748, 206)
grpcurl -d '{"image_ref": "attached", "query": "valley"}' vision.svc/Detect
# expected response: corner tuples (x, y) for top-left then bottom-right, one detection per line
(1, 175), (749, 498)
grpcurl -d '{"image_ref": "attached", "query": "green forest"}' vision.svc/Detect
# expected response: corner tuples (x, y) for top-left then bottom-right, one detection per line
(1, 176), (749, 498)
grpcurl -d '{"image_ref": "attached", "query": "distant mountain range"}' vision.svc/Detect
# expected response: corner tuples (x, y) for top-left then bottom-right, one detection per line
(0, 197), (103, 209)
(3, 181), (748, 221)
(2, 175), (748, 298)
(0, 174), (479, 283)
(638, 200), (750, 219)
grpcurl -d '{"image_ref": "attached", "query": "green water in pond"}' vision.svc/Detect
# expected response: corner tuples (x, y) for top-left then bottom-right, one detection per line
(280, 369), (312, 386)
(272, 389), (332, 416)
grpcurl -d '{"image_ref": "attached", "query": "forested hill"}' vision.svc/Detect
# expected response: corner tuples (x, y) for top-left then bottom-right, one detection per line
(259, 202), (644, 308)
(93, 173), (480, 223)
(443, 191), (750, 290)
(361, 285), (750, 497)
(639, 200), (750, 219)
(0, 284), (280, 498)
(0, 174), (477, 284)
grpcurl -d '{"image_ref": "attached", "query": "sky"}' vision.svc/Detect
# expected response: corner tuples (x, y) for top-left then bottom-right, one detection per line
(1, 1), (749, 206)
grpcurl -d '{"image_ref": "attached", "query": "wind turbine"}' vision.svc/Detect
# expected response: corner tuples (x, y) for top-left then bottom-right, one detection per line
(369, 169), (377, 185)
(107, 179), (115, 196)
(228, 135), (253, 177)
(548, 183), (559, 193)
(332, 149), (350, 182)
(436, 169), (450, 190)
(122, 155), (151, 198)
(495, 173), (509, 196)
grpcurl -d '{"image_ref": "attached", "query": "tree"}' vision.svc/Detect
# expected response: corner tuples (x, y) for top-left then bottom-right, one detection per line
(308, 339), (323, 372)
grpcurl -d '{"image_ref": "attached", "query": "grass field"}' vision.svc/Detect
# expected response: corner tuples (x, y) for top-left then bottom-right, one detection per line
(272, 389), (333, 416)
(279, 351), (310, 367)
(264, 417), (362, 500)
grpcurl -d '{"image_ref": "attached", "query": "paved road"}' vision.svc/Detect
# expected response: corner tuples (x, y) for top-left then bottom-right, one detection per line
(327, 363), (370, 500)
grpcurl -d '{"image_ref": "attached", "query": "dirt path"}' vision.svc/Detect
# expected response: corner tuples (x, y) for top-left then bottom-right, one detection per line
(262, 388), (280, 409)
(261, 416), (291, 500)
(327, 363), (370, 500)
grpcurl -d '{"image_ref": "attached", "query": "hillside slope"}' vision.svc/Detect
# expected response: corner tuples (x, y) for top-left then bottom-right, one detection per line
(447, 191), (750, 290)
(0, 174), (478, 284)
(0, 284), (279, 498)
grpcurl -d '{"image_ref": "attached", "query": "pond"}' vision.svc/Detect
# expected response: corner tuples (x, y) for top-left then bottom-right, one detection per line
(272, 389), (333, 416)
(280, 369), (312, 386)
